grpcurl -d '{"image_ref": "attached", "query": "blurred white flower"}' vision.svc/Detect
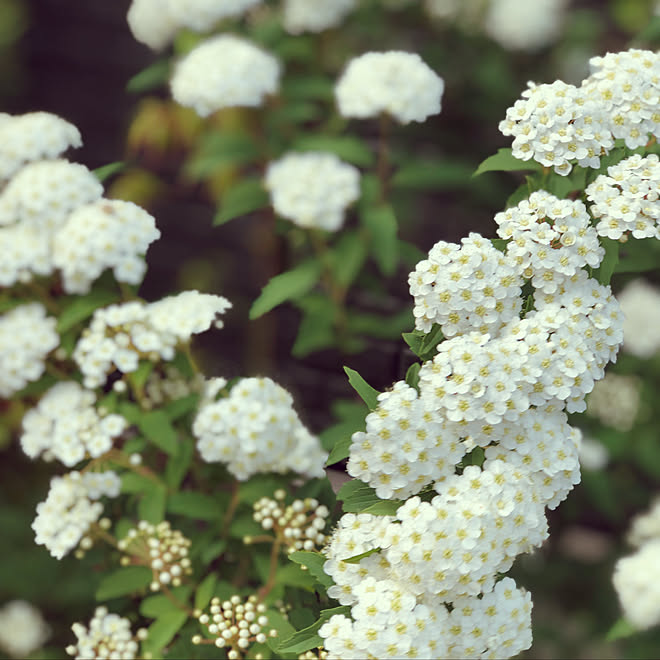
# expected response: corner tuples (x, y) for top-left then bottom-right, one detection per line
(0, 601), (50, 658)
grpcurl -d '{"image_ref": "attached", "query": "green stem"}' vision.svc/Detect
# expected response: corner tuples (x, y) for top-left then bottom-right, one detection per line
(377, 112), (392, 202)
(257, 537), (282, 601)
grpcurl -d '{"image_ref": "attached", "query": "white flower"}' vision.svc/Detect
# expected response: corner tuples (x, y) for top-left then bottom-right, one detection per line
(127, 0), (178, 50)
(264, 151), (360, 231)
(167, 0), (262, 32)
(586, 372), (640, 432)
(282, 0), (357, 34)
(0, 303), (59, 398)
(617, 279), (660, 358)
(0, 601), (50, 659)
(53, 199), (160, 293)
(335, 51), (444, 124)
(66, 607), (140, 660)
(613, 539), (660, 630)
(627, 498), (660, 549)
(485, 0), (568, 52)
(193, 377), (327, 480)
(0, 112), (81, 182)
(576, 435), (609, 471)
(21, 382), (127, 467)
(170, 35), (280, 117)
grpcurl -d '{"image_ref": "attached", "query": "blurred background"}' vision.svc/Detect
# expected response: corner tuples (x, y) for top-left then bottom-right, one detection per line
(1, 0), (660, 657)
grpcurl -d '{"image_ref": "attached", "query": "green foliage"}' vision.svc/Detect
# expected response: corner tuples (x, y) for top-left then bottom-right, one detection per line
(214, 178), (270, 225)
(342, 366), (379, 410)
(250, 259), (323, 319)
(275, 606), (351, 655)
(288, 551), (334, 589)
(402, 324), (444, 361)
(138, 410), (179, 456)
(126, 59), (170, 93)
(360, 202), (398, 276)
(95, 566), (153, 600)
(166, 491), (223, 521)
(336, 480), (402, 514)
(292, 134), (374, 167)
(141, 610), (189, 657)
(138, 485), (168, 524)
(473, 148), (542, 177)
(56, 290), (119, 333)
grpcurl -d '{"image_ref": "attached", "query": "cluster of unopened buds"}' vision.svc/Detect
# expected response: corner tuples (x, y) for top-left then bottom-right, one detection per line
(298, 649), (329, 660)
(248, 490), (330, 553)
(118, 521), (192, 591)
(192, 595), (276, 658)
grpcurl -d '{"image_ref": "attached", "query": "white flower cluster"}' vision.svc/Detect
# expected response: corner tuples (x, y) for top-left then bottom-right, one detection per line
(425, 0), (567, 52)
(613, 498), (660, 629)
(142, 364), (206, 410)
(66, 607), (145, 660)
(586, 154), (660, 240)
(32, 471), (121, 559)
(617, 279), (660, 358)
(193, 377), (327, 480)
(0, 303), (59, 398)
(20, 382), (127, 467)
(0, 600), (50, 659)
(170, 35), (281, 117)
(251, 489), (330, 553)
(500, 49), (660, 174)
(409, 232), (523, 336)
(494, 190), (604, 292)
(0, 114), (160, 290)
(193, 595), (275, 655)
(586, 372), (640, 432)
(73, 291), (232, 388)
(282, 0), (357, 34)
(264, 152), (360, 232)
(127, 0), (262, 49)
(335, 51), (444, 124)
(53, 199), (161, 293)
(484, 0), (568, 52)
(0, 112), (81, 182)
(118, 520), (193, 592)
(321, 512), (533, 658)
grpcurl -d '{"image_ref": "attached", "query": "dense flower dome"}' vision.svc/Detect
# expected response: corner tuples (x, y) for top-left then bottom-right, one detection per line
(264, 151), (360, 231)
(170, 34), (281, 116)
(335, 51), (444, 124)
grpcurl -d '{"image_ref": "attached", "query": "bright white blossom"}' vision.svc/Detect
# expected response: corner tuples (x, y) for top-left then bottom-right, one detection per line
(32, 471), (120, 559)
(586, 154), (660, 240)
(0, 303), (59, 398)
(0, 112), (81, 182)
(335, 51), (444, 124)
(193, 377), (327, 480)
(53, 199), (160, 293)
(171, 35), (280, 117)
(484, 0), (568, 52)
(282, 0), (357, 34)
(167, 0), (262, 31)
(73, 291), (231, 388)
(613, 539), (660, 630)
(126, 0), (178, 50)
(617, 279), (660, 358)
(409, 232), (523, 336)
(264, 151), (360, 231)
(66, 607), (143, 660)
(20, 382), (127, 467)
(0, 601), (50, 659)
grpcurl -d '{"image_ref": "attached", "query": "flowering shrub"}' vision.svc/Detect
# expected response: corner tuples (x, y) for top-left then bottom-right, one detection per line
(2, 2), (660, 659)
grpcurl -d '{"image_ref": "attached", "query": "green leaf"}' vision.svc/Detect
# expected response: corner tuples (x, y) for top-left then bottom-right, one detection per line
(361, 203), (398, 276)
(164, 438), (194, 490)
(56, 290), (118, 333)
(138, 485), (167, 524)
(140, 586), (193, 619)
(336, 480), (402, 514)
(186, 132), (259, 179)
(594, 238), (620, 285)
(95, 566), (152, 600)
(276, 563), (318, 591)
(214, 178), (269, 226)
(292, 294), (335, 357)
(126, 59), (170, 93)
(121, 472), (155, 494)
(167, 491), (222, 520)
(324, 434), (352, 466)
(194, 574), (218, 611)
(473, 148), (542, 177)
(330, 231), (368, 289)
(605, 617), (638, 641)
(616, 238), (660, 274)
(163, 393), (200, 421)
(276, 607), (351, 654)
(127, 360), (154, 392)
(392, 160), (473, 190)
(341, 548), (380, 564)
(138, 410), (179, 456)
(347, 308), (413, 341)
(293, 134), (374, 167)
(402, 324), (444, 361)
(93, 161), (125, 183)
(405, 362), (420, 390)
(343, 366), (379, 410)
(288, 551), (334, 589)
(250, 259), (322, 319)
(141, 611), (189, 657)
